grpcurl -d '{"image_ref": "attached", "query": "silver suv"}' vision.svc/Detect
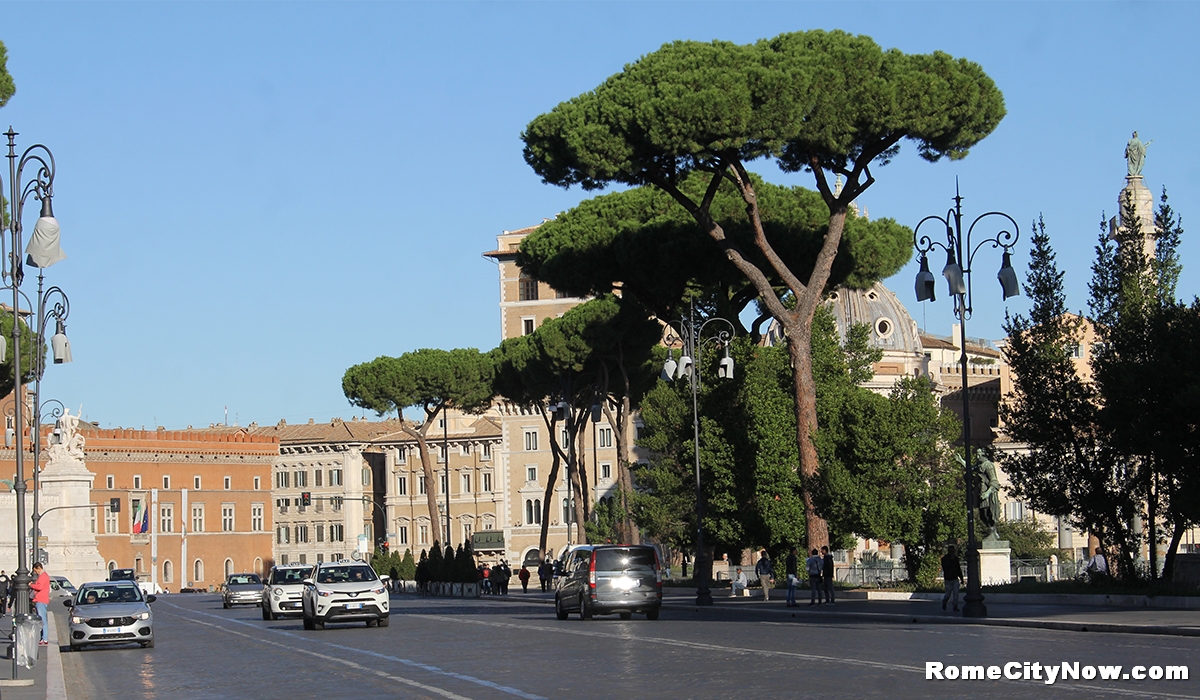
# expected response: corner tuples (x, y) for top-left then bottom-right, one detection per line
(301, 561), (389, 629)
(554, 545), (662, 621)
(262, 565), (310, 620)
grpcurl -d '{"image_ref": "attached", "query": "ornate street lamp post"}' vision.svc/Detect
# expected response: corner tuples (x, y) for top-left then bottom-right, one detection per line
(662, 302), (735, 607)
(912, 182), (1019, 619)
(3, 126), (69, 676)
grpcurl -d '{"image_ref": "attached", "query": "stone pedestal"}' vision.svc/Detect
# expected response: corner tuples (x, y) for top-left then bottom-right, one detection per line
(978, 538), (1012, 586)
(1115, 176), (1157, 259)
(37, 449), (106, 587)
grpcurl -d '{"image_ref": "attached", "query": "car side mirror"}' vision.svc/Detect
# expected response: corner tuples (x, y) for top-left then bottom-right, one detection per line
(146, 595), (157, 604)
(302, 578), (314, 586)
(62, 599), (73, 608)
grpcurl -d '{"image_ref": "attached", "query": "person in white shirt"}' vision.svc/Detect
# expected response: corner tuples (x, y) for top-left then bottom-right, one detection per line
(730, 568), (749, 597)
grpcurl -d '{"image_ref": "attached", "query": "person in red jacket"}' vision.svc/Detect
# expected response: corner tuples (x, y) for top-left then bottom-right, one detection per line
(518, 565), (531, 593)
(30, 562), (50, 646)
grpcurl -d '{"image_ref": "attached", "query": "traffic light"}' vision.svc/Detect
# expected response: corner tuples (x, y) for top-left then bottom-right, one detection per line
(301, 492), (311, 507)
(110, 498), (121, 513)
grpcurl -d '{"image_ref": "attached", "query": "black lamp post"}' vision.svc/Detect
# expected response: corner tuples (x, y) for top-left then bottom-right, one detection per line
(912, 182), (1020, 619)
(662, 302), (735, 607)
(3, 127), (68, 677)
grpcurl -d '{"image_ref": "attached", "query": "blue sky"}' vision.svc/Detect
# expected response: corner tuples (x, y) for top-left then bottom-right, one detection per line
(1, 2), (1196, 429)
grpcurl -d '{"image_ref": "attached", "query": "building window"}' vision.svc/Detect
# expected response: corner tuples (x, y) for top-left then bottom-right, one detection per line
(276, 472), (289, 489)
(601, 463), (611, 480)
(194, 476), (202, 490)
(253, 476), (261, 490)
(397, 446), (407, 464)
(298, 554), (307, 565)
(555, 287), (569, 299)
(482, 443), (491, 460)
(598, 427), (613, 448)
(280, 554), (289, 565)
(191, 504), (205, 533)
(365, 523), (373, 543)
(519, 276), (538, 301)
(133, 475), (142, 490)
(222, 504), (235, 532)
(482, 472), (493, 492)
(440, 473), (448, 494)
(461, 473), (471, 494)
(316, 524), (325, 543)
(160, 504), (174, 533)
(105, 507), (118, 534)
(524, 430), (538, 451)
(1004, 501), (1029, 521)
(90, 506), (97, 534)
(316, 553), (324, 563)
(419, 525), (429, 545)
(296, 524), (309, 544)
(418, 477), (427, 495)
(398, 525), (408, 545)
(194, 559), (204, 583)
(314, 469), (323, 487)
(277, 525), (290, 544)
(330, 524), (344, 542)
(397, 475), (407, 495)
(438, 445), (447, 463)
(131, 498), (143, 531)
(162, 475), (171, 490)
(224, 476), (232, 490)
(106, 475), (114, 489)
(463, 523), (472, 542)
(526, 466), (537, 483)
(460, 443), (470, 456)
(251, 504), (263, 531)
(295, 471), (307, 488)
(225, 559), (234, 578)
(162, 560), (173, 583)
(331, 497), (343, 512)
(330, 469), (343, 486)
(525, 499), (542, 525)
(362, 468), (371, 486)
(522, 318), (535, 336)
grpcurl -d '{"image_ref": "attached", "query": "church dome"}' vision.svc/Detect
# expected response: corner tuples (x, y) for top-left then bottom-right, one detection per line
(826, 282), (923, 357)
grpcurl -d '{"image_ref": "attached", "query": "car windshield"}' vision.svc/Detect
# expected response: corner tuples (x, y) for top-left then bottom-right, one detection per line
(77, 584), (143, 605)
(269, 569), (309, 585)
(227, 574), (262, 585)
(594, 548), (656, 574)
(316, 566), (377, 584)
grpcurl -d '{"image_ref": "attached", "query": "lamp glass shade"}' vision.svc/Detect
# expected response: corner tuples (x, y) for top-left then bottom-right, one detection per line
(25, 215), (67, 269)
(676, 356), (693, 380)
(52, 331), (72, 364)
(915, 255), (936, 302)
(0, 336), (5, 364)
(943, 253), (967, 295)
(661, 358), (677, 383)
(718, 356), (734, 380)
(998, 252), (1020, 300)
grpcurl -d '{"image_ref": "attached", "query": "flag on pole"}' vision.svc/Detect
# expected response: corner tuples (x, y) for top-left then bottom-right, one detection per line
(132, 501), (148, 534)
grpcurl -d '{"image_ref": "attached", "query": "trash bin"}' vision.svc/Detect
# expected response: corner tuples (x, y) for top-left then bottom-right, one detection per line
(14, 615), (42, 669)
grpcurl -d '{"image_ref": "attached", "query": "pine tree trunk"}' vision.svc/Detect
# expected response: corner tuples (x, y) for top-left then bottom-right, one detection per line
(786, 325), (828, 552)
(411, 425), (442, 547)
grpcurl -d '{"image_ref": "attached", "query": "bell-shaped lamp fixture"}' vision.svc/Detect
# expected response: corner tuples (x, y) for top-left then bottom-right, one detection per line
(25, 197), (67, 269)
(51, 319), (72, 364)
(590, 403), (602, 423)
(998, 251), (1020, 300)
(915, 254), (936, 302)
(676, 354), (693, 380)
(0, 336), (6, 365)
(717, 346), (734, 380)
(661, 349), (677, 383)
(943, 250), (967, 296)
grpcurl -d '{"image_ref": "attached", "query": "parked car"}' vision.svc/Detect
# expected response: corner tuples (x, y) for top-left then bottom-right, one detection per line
(49, 576), (78, 600)
(63, 580), (156, 651)
(222, 573), (264, 609)
(301, 561), (389, 629)
(107, 568), (136, 582)
(261, 565), (310, 620)
(554, 544), (662, 621)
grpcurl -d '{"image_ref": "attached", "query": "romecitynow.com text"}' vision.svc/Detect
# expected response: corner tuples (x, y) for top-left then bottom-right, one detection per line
(926, 661), (1188, 684)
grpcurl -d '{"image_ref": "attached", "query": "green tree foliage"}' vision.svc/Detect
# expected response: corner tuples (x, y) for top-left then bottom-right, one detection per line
(0, 41), (13, 109)
(0, 311), (44, 398)
(995, 517), (1057, 559)
(343, 348), (493, 545)
(519, 171), (911, 338)
(427, 540), (444, 582)
(523, 29), (1004, 549)
(398, 548), (416, 580)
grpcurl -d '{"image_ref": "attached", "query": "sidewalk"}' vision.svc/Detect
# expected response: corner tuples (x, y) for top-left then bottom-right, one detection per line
(465, 587), (1200, 637)
(0, 609), (67, 700)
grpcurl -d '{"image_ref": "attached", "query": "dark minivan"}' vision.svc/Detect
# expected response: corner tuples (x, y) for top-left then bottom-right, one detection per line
(554, 544), (661, 621)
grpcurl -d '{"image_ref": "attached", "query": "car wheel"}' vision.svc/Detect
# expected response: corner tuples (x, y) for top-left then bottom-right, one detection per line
(141, 639), (154, 649)
(314, 618), (324, 630)
(619, 612), (632, 620)
(366, 619), (376, 628)
(222, 601), (230, 609)
(303, 615), (315, 631)
(377, 616), (389, 628)
(555, 596), (569, 620)
(579, 594), (592, 621)
(261, 605), (272, 620)
(646, 609), (660, 620)
(69, 644), (81, 652)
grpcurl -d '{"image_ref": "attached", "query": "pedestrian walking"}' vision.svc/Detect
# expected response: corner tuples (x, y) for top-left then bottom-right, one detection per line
(821, 546), (836, 605)
(30, 562), (50, 645)
(499, 561), (511, 595)
(754, 550), (773, 601)
(805, 549), (824, 606)
(784, 548), (799, 607)
(538, 558), (553, 592)
(941, 545), (963, 612)
(518, 565), (530, 593)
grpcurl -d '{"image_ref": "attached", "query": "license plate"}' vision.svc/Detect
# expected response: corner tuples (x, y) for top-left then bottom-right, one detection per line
(345, 603), (363, 610)
(103, 627), (120, 634)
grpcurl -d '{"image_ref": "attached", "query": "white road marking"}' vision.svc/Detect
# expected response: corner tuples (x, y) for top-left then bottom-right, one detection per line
(158, 602), (546, 700)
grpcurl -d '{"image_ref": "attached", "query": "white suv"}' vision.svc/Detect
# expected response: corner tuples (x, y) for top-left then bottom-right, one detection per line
(262, 565), (311, 620)
(302, 561), (389, 629)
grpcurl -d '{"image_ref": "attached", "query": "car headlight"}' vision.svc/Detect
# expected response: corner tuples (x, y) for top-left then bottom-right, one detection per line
(370, 586), (386, 595)
(137, 611), (151, 620)
(316, 589), (332, 597)
(272, 588), (283, 598)
(70, 616), (83, 624)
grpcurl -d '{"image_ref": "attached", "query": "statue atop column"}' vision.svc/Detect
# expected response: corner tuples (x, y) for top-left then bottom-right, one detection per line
(1125, 131), (1152, 177)
(957, 451), (1002, 540)
(46, 408), (86, 465)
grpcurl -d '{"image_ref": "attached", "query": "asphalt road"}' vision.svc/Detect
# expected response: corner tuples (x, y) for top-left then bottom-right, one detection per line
(58, 593), (1200, 699)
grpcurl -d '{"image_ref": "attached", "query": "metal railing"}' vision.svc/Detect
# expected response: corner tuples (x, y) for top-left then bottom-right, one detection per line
(837, 565), (909, 587)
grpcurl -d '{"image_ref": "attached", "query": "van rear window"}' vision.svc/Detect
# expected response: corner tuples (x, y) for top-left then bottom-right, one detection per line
(594, 548), (656, 573)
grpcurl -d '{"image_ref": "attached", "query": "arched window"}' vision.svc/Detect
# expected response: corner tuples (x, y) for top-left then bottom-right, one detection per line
(108, 560), (117, 572)
(254, 557), (263, 575)
(162, 560), (173, 583)
(193, 559), (204, 584)
(225, 558), (234, 578)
